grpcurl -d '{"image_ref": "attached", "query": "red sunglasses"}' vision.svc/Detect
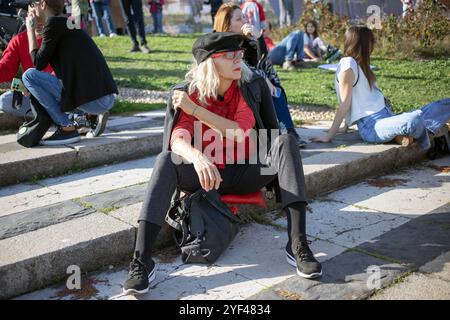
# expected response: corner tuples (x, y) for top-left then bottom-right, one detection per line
(211, 50), (245, 60)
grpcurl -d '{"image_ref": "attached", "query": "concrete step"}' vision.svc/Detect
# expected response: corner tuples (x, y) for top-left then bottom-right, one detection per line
(14, 156), (450, 300)
(0, 112), (165, 187)
(0, 122), (435, 299)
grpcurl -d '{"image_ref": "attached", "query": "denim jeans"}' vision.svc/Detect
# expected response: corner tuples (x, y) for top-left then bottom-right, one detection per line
(279, 0), (294, 27)
(272, 88), (294, 130)
(356, 98), (450, 150)
(269, 30), (304, 66)
(22, 68), (116, 127)
(121, 0), (147, 46)
(0, 90), (33, 118)
(152, 10), (163, 33)
(92, 2), (116, 36)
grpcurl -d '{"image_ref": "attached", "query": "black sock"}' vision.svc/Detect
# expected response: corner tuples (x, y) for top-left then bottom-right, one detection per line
(134, 220), (161, 267)
(286, 202), (307, 247)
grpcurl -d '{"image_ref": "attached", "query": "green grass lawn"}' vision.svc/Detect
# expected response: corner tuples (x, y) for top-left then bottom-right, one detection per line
(2, 34), (448, 116)
(96, 34), (449, 114)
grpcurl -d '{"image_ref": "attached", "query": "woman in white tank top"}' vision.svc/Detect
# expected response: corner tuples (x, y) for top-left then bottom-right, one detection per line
(311, 26), (450, 150)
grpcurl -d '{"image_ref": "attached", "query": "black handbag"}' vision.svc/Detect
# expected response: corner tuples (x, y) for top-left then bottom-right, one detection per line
(165, 189), (241, 264)
(16, 95), (53, 148)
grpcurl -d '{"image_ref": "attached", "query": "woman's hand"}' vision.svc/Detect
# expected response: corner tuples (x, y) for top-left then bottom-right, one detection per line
(241, 23), (261, 39)
(310, 135), (332, 143)
(265, 78), (277, 97)
(326, 125), (348, 134)
(172, 90), (197, 115)
(192, 151), (223, 191)
(26, 9), (36, 30)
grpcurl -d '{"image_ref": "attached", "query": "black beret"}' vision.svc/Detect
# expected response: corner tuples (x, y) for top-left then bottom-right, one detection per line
(192, 32), (244, 64)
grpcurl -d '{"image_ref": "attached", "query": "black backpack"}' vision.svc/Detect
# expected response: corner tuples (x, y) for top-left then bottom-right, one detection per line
(165, 189), (240, 264)
(16, 95), (53, 148)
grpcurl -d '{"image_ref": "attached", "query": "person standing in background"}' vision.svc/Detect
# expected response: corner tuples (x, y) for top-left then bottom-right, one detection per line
(110, 0), (126, 35)
(279, 0), (294, 27)
(240, 0), (267, 33)
(70, 0), (89, 32)
(148, 0), (163, 34)
(121, 0), (151, 53)
(190, 0), (203, 33)
(90, 0), (117, 37)
(204, 0), (223, 26)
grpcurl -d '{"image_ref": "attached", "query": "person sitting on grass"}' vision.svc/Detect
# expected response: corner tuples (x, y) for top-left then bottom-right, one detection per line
(266, 21), (339, 70)
(22, 0), (118, 146)
(265, 22), (307, 70)
(213, 2), (308, 147)
(310, 26), (450, 150)
(122, 32), (322, 295)
(303, 20), (327, 62)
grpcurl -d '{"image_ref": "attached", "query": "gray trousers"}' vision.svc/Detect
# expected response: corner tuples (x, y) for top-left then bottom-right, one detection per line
(279, 0), (294, 27)
(139, 133), (307, 226)
(0, 91), (33, 118)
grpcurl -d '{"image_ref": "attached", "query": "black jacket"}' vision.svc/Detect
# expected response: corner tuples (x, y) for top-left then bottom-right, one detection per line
(243, 36), (281, 87)
(31, 16), (118, 112)
(162, 72), (281, 202)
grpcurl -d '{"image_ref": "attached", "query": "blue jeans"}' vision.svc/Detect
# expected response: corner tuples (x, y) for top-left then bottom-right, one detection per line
(22, 68), (116, 127)
(269, 30), (305, 66)
(152, 10), (163, 33)
(357, 98), (450, 150)
(92, 2), (116, 36)
(272, 87), (294, 130)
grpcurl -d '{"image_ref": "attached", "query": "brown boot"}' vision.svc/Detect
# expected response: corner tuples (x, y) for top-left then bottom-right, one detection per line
(394, 135), (413, 146)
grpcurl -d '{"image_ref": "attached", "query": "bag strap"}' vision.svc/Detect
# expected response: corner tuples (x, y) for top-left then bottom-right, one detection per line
(203, 190), (241, 223)
(189, 194), (205, 238)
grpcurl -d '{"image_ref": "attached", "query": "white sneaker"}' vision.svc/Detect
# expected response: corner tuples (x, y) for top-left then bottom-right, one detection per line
(99, 34), (106, 38)
(110, 33), (117, 38)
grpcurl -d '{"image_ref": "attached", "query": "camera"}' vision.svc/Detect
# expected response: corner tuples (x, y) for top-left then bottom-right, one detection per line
(9, 0), (32, 11)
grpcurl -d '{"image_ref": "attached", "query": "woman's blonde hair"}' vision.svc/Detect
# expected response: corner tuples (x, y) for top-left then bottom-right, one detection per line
(185, 57), (252, 105)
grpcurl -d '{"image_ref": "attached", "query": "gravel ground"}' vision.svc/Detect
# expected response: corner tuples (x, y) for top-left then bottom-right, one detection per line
(118, 87), (169, 104)
(118, 87), (336, 121)
(289, 105), (336, 122)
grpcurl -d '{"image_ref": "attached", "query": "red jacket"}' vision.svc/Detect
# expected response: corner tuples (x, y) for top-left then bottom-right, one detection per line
(170, 81), (256, 169)
(0, 31), (53, 84)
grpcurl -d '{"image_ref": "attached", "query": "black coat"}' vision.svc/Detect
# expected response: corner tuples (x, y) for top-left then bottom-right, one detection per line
(31, 16), (118, 112)
(162, 72), (281, 202)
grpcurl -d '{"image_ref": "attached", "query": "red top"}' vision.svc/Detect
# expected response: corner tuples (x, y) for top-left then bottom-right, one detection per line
(264, 36), (275, 51)
(0, 31), (53, 83)
(170, 81), (256, 169)
(242, 0), (267, 22)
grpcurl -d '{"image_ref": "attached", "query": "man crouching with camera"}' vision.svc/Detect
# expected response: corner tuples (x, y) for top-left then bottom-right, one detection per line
(23, 0), (118, 145)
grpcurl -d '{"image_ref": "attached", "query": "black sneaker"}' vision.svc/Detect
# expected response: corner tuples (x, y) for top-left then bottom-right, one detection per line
(123, 258), (156, 295)
(86, 112), (109, 138)
(287, 128), (308, 148)
(286, 241), (322, 279)
(40, 127), (81, 146)
(130, 44), (140, 52)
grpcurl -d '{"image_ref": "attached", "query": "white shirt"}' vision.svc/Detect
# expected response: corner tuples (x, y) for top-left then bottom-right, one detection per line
(335, 57), (385, 126)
